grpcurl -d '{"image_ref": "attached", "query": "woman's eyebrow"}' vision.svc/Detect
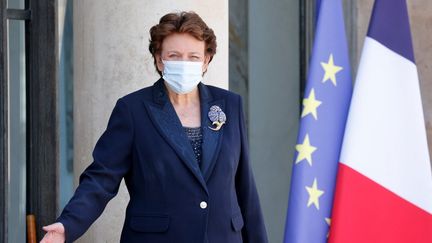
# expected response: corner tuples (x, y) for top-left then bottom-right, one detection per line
(165, 50), (202, 55)
(166, 50), (181, 54)
(188, 52), (203, 55)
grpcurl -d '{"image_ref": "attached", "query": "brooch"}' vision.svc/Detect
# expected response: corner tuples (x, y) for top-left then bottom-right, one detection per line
(208, 105), (226, 131)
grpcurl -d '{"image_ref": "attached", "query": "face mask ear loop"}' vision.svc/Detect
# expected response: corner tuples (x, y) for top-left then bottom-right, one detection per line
(160, 59), (166, 76)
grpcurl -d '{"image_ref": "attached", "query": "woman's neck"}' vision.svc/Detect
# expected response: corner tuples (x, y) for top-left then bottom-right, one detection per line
(165, 83), (200, 106)
(164, 82), (201, 127)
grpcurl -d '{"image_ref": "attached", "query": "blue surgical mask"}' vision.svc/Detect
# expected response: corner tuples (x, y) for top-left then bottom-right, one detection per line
(162, 60), (204, 94)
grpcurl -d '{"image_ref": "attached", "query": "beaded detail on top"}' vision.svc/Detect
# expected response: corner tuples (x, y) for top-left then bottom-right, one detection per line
(183, 127), (203, 165)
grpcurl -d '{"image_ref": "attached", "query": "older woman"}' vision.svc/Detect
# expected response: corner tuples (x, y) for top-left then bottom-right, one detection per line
(41, 11), (268, 243)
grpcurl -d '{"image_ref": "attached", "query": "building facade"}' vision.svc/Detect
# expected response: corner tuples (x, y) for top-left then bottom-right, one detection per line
(1, 0), (431, 242)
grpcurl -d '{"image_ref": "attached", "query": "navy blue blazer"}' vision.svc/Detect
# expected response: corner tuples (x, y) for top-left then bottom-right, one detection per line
(57, 79), (268, 243)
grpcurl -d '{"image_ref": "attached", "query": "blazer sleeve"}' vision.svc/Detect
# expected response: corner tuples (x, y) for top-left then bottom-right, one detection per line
(56, 98), (134, 242)
(235, 95), (269, 243)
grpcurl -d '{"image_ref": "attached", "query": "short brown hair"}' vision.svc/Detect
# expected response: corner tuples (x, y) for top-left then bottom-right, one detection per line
(149, 11), (217, 76)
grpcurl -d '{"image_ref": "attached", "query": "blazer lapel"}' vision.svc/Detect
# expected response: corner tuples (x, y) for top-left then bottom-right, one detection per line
(144, 79), (208, 193)
(198, 83), (225, 181)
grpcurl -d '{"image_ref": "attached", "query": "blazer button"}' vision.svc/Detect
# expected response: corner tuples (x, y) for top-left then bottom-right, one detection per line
(200, 201), (208, 209)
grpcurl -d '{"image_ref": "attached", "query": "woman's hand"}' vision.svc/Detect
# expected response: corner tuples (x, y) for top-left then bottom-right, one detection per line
(40, 222), (65, 243)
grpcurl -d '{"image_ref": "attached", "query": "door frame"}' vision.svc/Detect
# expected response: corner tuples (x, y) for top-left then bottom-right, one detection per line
(0, 0), (8, 240)
(0, 0), (58, 241)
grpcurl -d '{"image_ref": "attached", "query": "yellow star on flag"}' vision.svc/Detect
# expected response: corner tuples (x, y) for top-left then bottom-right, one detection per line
(305, 178), (324, 210)
(295, 134), (317, 166)
(325, 218), (331, 237)
(321, 54), (343, 86)
(301, 89), (322, 120)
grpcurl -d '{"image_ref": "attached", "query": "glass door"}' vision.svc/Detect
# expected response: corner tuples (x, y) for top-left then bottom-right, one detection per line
(2, 0), (27, 242)
(7, 4), (27, 243)
(1, 0), (58, 241)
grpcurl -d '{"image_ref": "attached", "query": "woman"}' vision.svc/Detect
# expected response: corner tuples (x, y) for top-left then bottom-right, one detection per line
(41, 11), (268, 243)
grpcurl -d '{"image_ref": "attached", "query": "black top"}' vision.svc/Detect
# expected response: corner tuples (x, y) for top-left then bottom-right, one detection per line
(183, 127), (203, 166)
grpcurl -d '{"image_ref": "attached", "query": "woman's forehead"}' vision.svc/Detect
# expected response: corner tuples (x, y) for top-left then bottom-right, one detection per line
(161, 33), (205, 53)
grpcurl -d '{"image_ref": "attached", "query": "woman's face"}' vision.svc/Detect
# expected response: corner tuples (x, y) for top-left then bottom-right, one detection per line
(156, 33), (210, 73)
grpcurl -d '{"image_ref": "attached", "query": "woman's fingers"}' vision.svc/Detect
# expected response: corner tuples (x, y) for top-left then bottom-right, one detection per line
(40, 232), (51, 243)
(40, 223), (65, 243)
(40, 230), (65, 243)
(42, 222), (65, 233)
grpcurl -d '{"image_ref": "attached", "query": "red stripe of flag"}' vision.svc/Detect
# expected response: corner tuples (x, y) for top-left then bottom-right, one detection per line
(329, 163), (432, 243)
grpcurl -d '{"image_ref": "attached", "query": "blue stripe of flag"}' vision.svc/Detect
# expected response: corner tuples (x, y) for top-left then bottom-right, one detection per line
(367, 0), (415, 63)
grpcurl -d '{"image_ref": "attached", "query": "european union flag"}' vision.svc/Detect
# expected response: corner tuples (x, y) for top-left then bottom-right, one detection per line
(283, 0), (352, 242)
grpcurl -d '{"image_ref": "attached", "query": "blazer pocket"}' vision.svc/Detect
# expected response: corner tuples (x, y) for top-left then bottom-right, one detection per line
(130, 214), (170, 233)
(231, 212), (244, 232)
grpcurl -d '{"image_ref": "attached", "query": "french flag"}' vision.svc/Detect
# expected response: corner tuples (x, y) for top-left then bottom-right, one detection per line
(329, 0), (432, 242)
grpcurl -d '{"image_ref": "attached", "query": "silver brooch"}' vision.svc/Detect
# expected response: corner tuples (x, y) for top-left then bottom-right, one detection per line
(208, 105), (226, 131)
